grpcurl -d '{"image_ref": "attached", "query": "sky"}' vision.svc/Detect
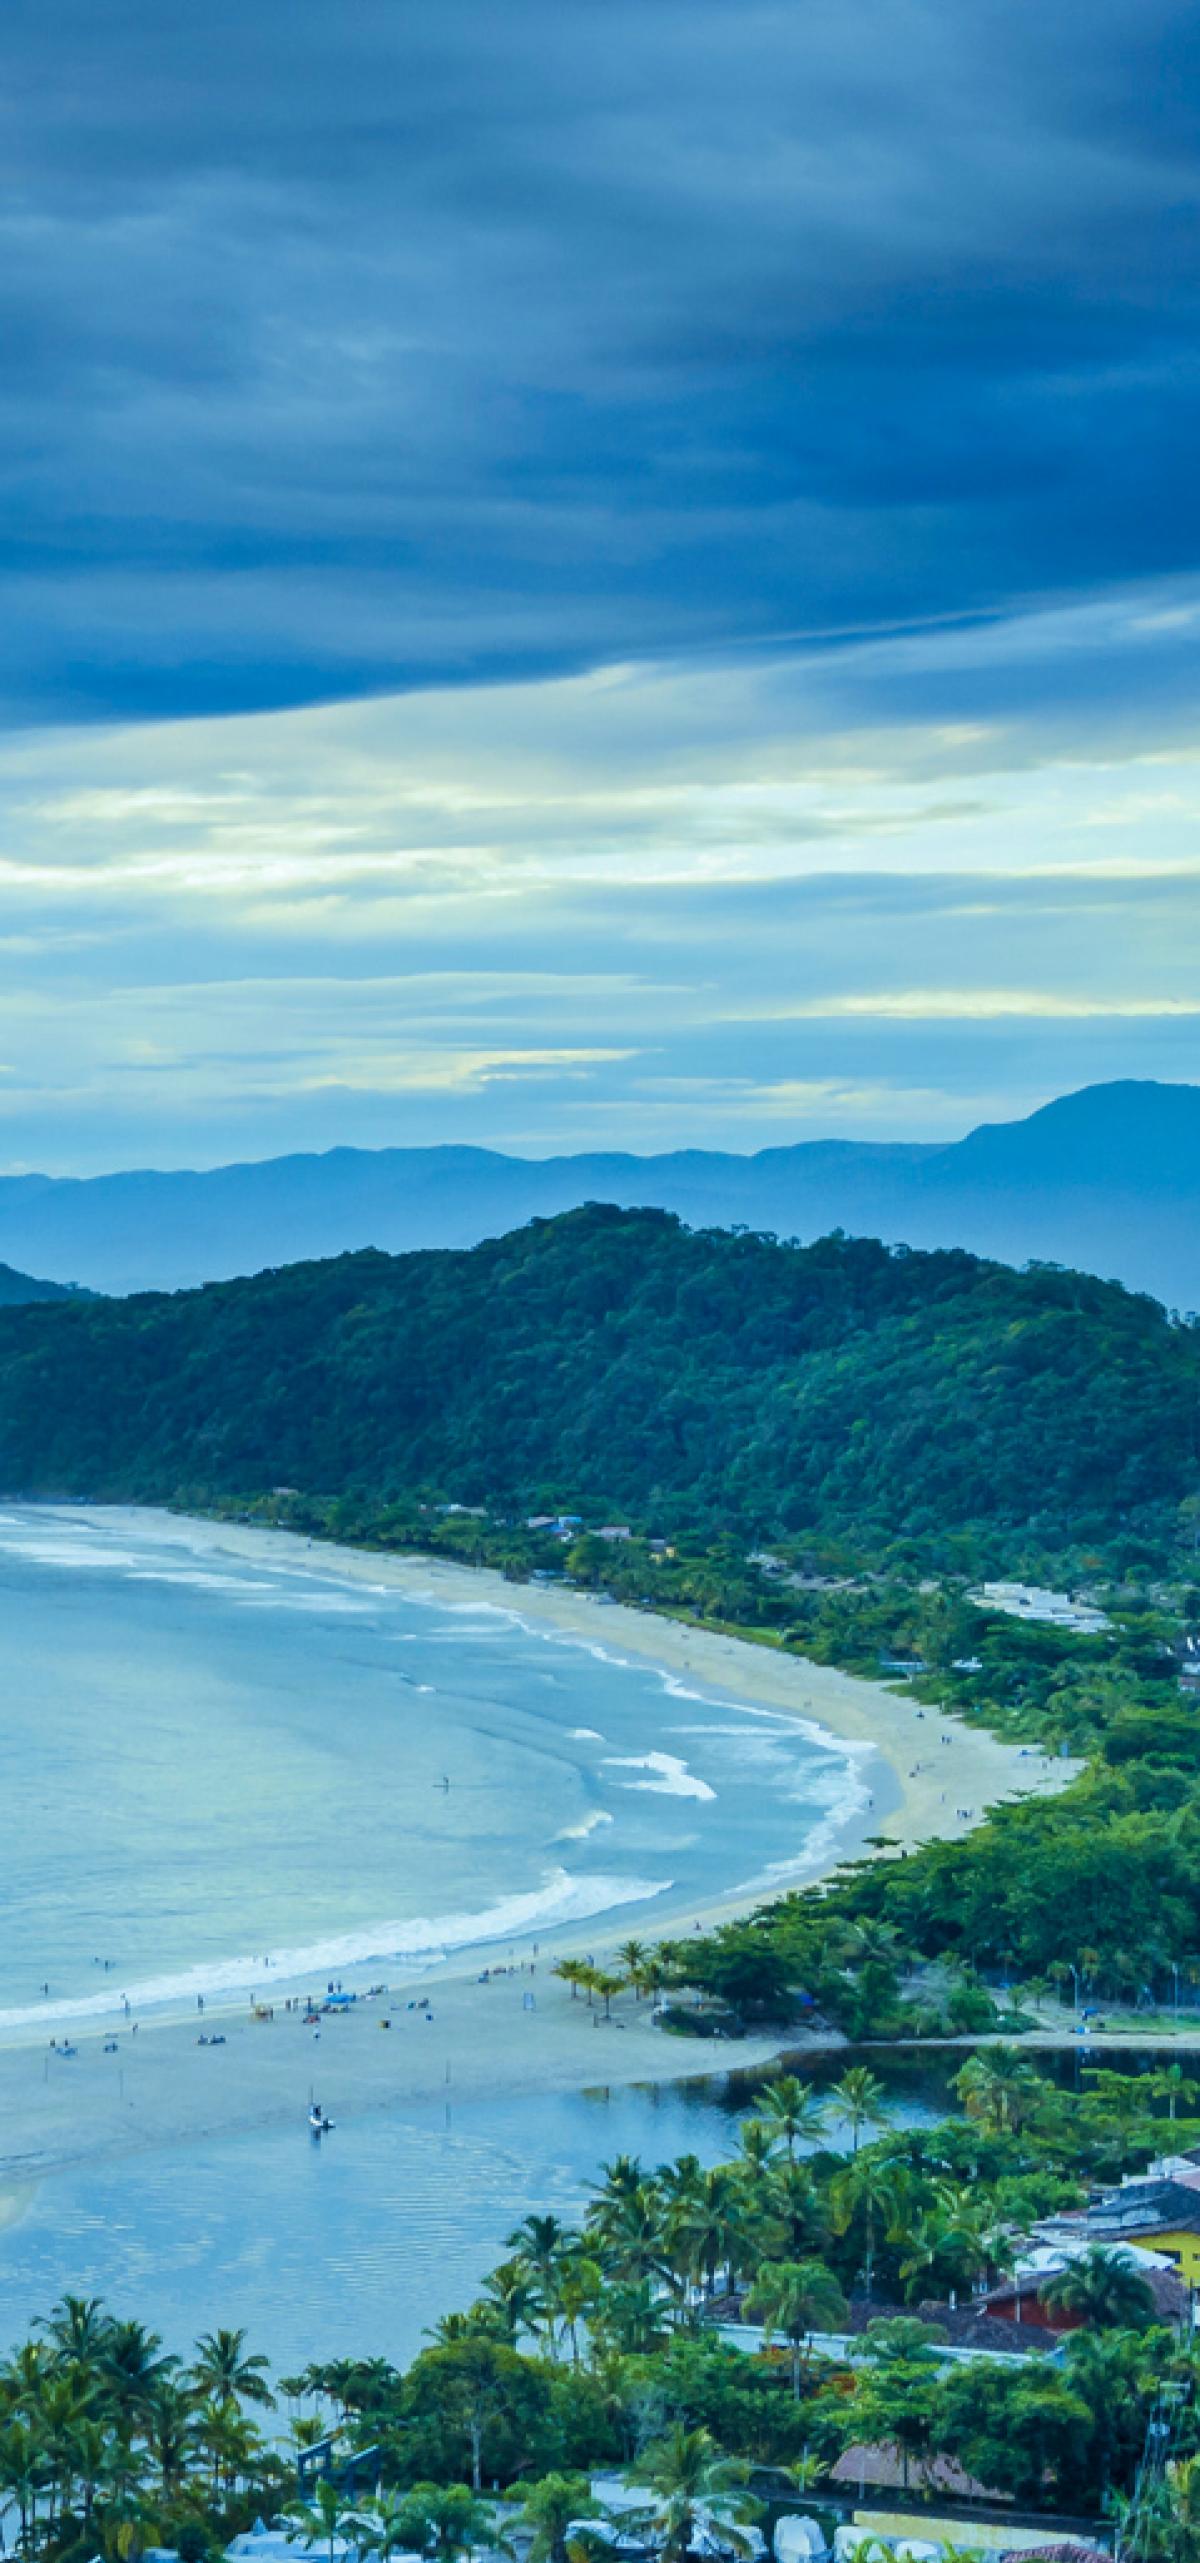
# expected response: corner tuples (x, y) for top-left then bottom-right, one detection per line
(3, 0), (1200, 1171)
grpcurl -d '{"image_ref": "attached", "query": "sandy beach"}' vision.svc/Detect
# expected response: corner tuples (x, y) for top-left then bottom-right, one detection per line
(0, 1514), (1073, 2189)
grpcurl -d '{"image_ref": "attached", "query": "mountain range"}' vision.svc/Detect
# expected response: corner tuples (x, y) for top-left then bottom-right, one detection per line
(2, 1077), (1199, 1303)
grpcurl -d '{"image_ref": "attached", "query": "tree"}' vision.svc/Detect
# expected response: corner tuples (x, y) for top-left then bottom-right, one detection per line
(745, 2260), (848, 2398)
(830, 2155), (908, 2300)
(548, 2257), (604, 2367)
(622, 2425), (759, 2563)
(286, 2481), (371, 2563)
(518, 2473), (599, 2563)
(934, 2363), (1092, 2507)
(190, 2326), (275, 2412)
(847, 2323), (943, 2495)
(402, 2339), (549, 2493)
(749, 2077), (828, 2162)
(369, 2485), (500, 2563)
(952, 2047), (1045, 2136)
(617, 1942), (650, 1998)
(1147, 2062), (1200, 2123)
(478, 2259), (541, 2347)
(1040, 2246), (1156, 2331)
(829, 2068), (890, 2155)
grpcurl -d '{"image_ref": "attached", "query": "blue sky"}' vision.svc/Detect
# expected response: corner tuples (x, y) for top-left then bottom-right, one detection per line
(3, 0), (1199, 1169)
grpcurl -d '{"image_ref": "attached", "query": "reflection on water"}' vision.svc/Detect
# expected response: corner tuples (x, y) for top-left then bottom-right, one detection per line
(2, 2039), (1182, 2366)
(0, 2060), (946, 2369)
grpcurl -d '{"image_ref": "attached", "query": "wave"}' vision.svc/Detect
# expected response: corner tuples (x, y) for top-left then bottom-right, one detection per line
(603, 1750), (717, 1803)
(0, 1869), (669, 2034)
(724, 1754), (876, 1897)
(554, 1810), (614, 1841)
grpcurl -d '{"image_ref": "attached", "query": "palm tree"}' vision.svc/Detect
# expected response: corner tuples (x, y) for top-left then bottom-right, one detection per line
(553, 1959), (590, 2003)
(381, 2483), (502, 2563)
(361, 2489), (429, 2563)
(829, 2067), (890, 2155)
(665, 2164), (743, 2304)
(195, 2393), (268, 2502)
(143, 2379), (197, 2503)
(591, 1970), (624, 2020)
(507, 2212), (573, 2352)
(745, 2259), (848, 2398)
(830, 2154), (908, 2300)
(750, 2076), (828, 2161)
(103, 2319), (179, 2427)
(735, 2118), (775, 2174)
(286, 2478), (372, 2563)
(1040, 2245), (1156, 2331)
(38, 2294), (114, 2366)
(588, 2180), (674, 2296)
(191, 2324), (275, 2411)
(952, 2046), (1044, 2135)
(1147, 2062), (1200, 2123)
(0, 2415), (48, 2554)
(549, 2255), (604, 2366)
(477, 2257), (541, 2345)
(518, 2472), (600, 2563)
(617, 1940), (650, 1997)
(624, 2425), (759, 2563)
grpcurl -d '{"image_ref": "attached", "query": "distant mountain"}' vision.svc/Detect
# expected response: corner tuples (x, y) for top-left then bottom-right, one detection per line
(0, 1262), (92, 1306)
(1, 1079), (1198, 1302)
(0, 1208), (1189, 1564)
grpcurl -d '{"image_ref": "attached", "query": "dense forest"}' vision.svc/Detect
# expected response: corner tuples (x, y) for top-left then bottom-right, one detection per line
(0, 1205), (1194, 1569)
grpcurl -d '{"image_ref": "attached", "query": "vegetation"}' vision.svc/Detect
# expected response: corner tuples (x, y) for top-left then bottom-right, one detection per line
(7, 1208), (1200, 2540)
(0, 1205), (1195, 1572)
(8, 2060), (1200, 2559)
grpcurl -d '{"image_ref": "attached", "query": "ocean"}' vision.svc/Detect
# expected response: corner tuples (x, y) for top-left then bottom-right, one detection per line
(0, 1505), (872, 2031)
(0, 1501), (883, 2365)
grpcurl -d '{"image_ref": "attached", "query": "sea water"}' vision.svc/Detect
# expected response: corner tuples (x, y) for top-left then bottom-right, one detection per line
(0, 1502), (885, 2362)
(0, 1505), (875, 2029)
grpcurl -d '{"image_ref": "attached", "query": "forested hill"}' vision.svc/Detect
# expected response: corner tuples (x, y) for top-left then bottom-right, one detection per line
(0, 1262), (91, 1306)
(0, 1205), (1193, 1562)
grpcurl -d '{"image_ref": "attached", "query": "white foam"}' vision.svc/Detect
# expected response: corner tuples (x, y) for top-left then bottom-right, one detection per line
(603, 1750), (716, 1802)
(571, 1727), (604, 1741)
(555, 1810), (614, 1842)
(724, 1753), (876, 1896)
(0, 1868), (669, 2032)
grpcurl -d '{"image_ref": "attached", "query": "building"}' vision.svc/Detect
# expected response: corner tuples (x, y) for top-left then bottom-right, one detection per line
(1082, 2175), (1200, 2283)
(976, 1582), (1110, 1636)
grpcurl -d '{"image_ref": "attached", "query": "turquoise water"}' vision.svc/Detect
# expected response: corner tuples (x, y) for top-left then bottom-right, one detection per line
(0, 1506), (875, 2032)
(0, 1503), (888, 2367)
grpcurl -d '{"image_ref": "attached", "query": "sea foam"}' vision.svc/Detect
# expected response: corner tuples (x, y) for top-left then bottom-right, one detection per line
(0, 1868), (669, 2033)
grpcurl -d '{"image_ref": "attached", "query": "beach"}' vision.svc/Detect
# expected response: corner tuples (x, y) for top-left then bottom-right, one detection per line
(0, 1511), (1072, 2192)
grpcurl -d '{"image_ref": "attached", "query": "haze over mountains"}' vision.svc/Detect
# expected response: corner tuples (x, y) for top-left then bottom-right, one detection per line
(3, 1079), (1199, 1306)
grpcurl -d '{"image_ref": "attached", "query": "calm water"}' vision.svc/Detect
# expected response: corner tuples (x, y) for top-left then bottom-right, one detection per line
(0, 2059), (950, 2373)
(0, 1505), (877, 2031)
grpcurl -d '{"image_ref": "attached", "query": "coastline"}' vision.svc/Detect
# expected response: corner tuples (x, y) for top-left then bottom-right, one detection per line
(0, 1508), (1075, 2189)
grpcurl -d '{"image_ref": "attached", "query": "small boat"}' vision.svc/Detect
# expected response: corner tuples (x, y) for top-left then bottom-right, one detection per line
(309, 2103), (335, 2135)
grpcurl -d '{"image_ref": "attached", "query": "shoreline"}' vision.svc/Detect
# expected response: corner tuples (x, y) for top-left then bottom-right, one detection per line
(0, 1507), (1075, 2189)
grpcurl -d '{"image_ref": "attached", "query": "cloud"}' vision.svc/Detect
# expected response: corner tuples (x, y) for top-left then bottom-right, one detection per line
(772, 991), (1200, 1021)
(3, 0), (1200, 720)
(0, 588), (1196, 1167)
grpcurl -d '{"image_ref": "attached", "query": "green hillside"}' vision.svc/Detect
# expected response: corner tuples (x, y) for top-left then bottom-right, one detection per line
(0, 1203), (1191, 1565)
(0, 1261), (91, 1306)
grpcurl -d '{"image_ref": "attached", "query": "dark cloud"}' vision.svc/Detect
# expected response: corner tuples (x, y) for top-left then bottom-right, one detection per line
(1, 0), (1198, 720)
